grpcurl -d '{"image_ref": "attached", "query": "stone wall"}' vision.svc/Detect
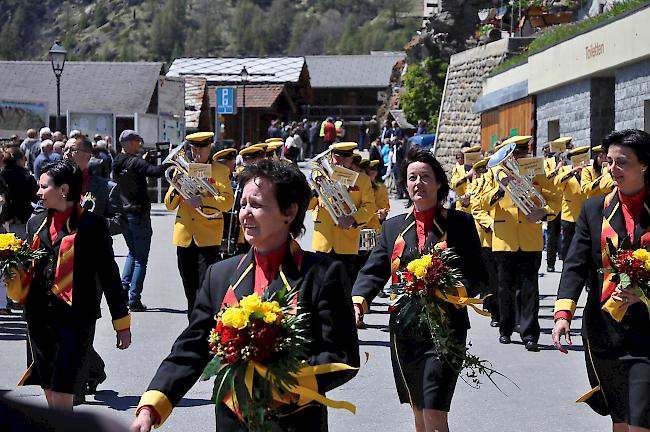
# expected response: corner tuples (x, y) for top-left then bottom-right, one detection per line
(536, 79), (592, 148)
(434, 39), (508, 174)
(615, 59), (650, 131)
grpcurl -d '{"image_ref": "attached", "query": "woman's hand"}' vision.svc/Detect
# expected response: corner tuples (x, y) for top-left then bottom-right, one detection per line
(551, 319), (572, 354)
(130, 410), (155, 432)
(353, 303), (363, 327)
(117, 329), (132, 350)
(612, 286), (642, 306)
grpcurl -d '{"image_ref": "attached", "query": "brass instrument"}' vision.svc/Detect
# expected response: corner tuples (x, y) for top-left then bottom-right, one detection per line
(359, 229), (378, 251)
(164, 144), (222, 219)
(306, 148), (358, 225)
(487, 143), (546, 217)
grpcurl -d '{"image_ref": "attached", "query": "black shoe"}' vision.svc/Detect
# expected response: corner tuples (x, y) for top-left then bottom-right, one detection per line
(85, 371), (107, 395)
(377, 291), (388, 298)
(356, 320), (367, 330)
(128, 301), (147, 312)
(73, 394), (85, 406)
(490, 319), (499, 328)
(525, 341), (539, 352)
(547, 265), (555, 273)
(499, 335), (511, 344)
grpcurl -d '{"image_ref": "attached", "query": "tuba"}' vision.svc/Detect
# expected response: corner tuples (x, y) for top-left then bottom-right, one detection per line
(164, 144), (222, 219)
(305, 148), (358, 226)
(487, 143), (546, 217)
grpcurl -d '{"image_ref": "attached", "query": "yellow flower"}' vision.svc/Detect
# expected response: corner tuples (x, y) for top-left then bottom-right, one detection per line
(221, 307), (249, 330)
(645, 260), (650, 271)
(633, 249), (650, 262)
(261, 300), (282, 315)
(263, 312), (279, 324)
(407, 255), (432, 279)
(0, 233), (22, 252)
(240, 293), (263, 313)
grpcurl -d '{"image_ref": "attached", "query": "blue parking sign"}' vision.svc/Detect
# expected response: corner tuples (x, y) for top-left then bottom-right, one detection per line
(217, 87), (237, 115)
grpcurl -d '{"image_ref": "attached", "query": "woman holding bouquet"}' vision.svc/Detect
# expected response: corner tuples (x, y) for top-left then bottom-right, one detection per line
(352, 148), (487, 432)
(20, 160), (131, 410)
(553, 129), (650, 431)
(132, 159), (359, 432)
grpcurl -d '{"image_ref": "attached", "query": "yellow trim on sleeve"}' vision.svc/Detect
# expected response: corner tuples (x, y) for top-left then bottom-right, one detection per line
(554, 299), (577, 316)
(352, 296), (369, 314)
(136, 390), (174, 427)
(112, 315), (131, 332)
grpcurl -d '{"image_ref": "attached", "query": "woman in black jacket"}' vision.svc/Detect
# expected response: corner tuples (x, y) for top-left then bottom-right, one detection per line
(131, 159), (359, 432)
(1, 147), (38, 239)
(21, 160), (131, 410)
(352, 148), (487, 432)
(553, 129), (650, 431)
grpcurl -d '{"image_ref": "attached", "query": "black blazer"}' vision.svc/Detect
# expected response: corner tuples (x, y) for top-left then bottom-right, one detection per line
(352, 208), (487, 331)
(557, 193), (650, 356)
(24, 208), (129, 328)
(145, 243), (359, 428)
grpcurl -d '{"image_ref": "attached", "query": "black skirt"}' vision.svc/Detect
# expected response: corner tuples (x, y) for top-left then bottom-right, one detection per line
(389, 313), (466, 412)
(27, 317), (95, 394)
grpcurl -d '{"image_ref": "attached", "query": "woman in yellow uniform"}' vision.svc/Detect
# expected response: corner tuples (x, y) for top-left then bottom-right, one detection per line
(581, 144), (616, 198)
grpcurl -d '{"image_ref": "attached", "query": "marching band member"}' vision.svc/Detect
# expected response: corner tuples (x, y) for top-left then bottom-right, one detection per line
(369, 160), (390, 230)
(553, 129), (650, 431)
(132, 159), (359, 432)
(554, 144), (589, 261)
(352, 148), (486, 432)
(479, 136), (559, 351)
(469, 157), (499, 326)
(310, 142), (375, 289)
(449, 143), (478, 211)
(543, 140), (564, 272)
(212, 148), (237, 176)
(581, 144), (616, 198)
(164, 132), (234, 317)
(266, 142), (283, 160)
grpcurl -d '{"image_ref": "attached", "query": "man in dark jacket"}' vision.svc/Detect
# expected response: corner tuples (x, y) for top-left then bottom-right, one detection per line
(1, 148), (38, 239)
(112, 130), (168, 311)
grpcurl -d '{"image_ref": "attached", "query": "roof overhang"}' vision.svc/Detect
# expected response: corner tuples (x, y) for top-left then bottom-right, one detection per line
(472, 80), (529, 113)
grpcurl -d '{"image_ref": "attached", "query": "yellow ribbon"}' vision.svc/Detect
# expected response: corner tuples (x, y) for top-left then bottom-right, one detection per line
(238, 361), (357, 414)
(433, 284), (491, 317)
(602, 287), (650, 322)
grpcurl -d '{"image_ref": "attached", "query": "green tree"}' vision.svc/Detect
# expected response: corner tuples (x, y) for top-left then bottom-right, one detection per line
(94, 0), (109, 27)
(150, 0), (187, 61)
(401, 58), (448, 134)
(0, 5), (26, 60)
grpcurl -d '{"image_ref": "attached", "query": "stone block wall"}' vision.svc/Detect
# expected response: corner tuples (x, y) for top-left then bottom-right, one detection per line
(615, 59), (650, 131)
(536, 79), (592, 148)
(434, 39), (508, 174)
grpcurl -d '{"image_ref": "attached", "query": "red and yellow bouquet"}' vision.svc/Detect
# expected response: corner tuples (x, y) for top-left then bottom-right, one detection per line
(201, 287), (355, 432)
(388, 242), (505, 389)
(0, 232), (46, 303)
(601, 237), (650, 320)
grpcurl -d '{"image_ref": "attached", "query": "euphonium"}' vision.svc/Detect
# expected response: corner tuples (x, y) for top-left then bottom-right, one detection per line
(487, 143), (546, 218)
(306, 148), (358, 226)
(163, 144), (222, 219)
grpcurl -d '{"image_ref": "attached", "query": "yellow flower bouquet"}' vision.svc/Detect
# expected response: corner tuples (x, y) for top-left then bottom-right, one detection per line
(0, 233), (46, 302)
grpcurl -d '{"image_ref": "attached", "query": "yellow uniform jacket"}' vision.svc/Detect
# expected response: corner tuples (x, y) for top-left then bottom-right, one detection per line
(366, 183), (390, 231)
(311, 172), (376, 255)
(470, 170), (495, 248)
(450, 163), (469, 210)
(164, 162), (235, 248)
(554, 166), (587, 223)
(581, 164), (616, 199)
(543, 156), (563, 216)
(480, 166), (559, 252)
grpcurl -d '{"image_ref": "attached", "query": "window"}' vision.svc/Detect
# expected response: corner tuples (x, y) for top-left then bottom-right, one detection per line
(548, 120), (560, 141)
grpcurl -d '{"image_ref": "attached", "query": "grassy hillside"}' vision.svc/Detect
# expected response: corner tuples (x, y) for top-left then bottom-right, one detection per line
(0, 0), (421, 64)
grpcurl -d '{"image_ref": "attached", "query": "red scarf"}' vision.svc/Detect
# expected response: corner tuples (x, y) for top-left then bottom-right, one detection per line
(619, 188), (645, 239)
(414, 207), (436, 251)
(45, 206), (80, 306)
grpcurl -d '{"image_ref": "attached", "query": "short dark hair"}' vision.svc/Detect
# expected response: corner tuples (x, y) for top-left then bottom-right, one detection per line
(41, 160), (83, 204)
(3, 147), (24, 166)
(400, 148), (450, 205)
(238, 159), (311, 238)
(603, 129), (650, 184)
(75, 135), (93, 153)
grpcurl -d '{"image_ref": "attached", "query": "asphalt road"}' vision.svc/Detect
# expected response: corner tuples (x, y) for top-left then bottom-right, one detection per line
(0, 199), (610, 431)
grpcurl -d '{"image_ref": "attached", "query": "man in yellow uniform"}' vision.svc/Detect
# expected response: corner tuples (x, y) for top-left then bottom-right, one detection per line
(164, 132), (235, 317)
(450, 143), (480, 210)
(213, 148), (240, 257)
(480, 135), (560, 351)
(581, 144), (615, 198)
(310, 142), (375, 289)
(554, 145), (589, 261)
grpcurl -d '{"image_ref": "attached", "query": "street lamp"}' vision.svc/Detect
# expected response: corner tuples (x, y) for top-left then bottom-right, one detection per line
(240, 66), (249, 147)
(49, 40), (67, 132)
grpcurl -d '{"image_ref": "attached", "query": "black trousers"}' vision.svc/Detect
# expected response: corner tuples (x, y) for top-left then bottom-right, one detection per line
(327, 252), (357, 297)
(493, 251), (542, 343)
(561, 220), (576, 262)
(177, 242), (220, 317)
(74, 326), (106, 398)
(547, 217), (561, 266)
(481, 247), (499, 321)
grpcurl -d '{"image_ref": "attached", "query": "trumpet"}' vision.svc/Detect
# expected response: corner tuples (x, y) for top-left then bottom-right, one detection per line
(164, 144), (222, 219)
(487, 143), (546, 218)
(306, 148), (357, 225)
